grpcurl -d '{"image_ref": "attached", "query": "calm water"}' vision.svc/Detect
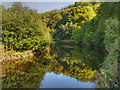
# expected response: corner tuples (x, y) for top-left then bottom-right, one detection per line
(40, 72), (95, 88)
(2, 43), (107, 88)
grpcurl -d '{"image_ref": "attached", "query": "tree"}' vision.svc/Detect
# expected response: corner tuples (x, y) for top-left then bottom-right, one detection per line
(2, 2), (52, 51)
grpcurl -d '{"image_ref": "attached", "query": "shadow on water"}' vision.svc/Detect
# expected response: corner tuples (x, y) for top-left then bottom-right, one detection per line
(2, 43), (107, 88)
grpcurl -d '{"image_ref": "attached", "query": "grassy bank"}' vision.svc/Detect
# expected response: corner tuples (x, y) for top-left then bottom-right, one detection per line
(1, 50), (34, 62)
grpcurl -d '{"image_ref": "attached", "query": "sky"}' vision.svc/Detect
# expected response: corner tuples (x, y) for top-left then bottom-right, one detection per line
(2, 2), (75, 13)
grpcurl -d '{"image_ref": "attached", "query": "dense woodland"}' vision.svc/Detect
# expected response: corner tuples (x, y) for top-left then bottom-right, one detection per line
(1, 2), (119, 88)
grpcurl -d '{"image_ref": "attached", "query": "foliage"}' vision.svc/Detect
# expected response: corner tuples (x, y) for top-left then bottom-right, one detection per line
(54, 22), (78, 40)
(2, 2), (119, 88)
(71, 26), (84, 44)
(40, 2), (99, 40)
(92, 2), (119, 88)
(2, 2), (52, 51)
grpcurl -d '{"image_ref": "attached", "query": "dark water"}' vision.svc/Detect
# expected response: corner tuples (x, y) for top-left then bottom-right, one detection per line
(2, 43), (107, 88)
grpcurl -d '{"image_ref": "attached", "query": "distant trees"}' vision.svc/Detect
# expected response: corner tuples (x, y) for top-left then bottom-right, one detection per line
(40, 2), (99, 41)
(71, 26), (83, 44)
(54, 22), (78, 40)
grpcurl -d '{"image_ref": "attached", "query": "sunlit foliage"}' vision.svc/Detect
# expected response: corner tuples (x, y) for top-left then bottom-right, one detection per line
(2, 2), (52, 51)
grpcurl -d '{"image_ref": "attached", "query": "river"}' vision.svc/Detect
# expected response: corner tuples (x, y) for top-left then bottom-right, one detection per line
(2, 43), (107, 88)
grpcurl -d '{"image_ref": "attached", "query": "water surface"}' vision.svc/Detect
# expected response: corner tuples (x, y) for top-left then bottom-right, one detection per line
(2, 44), (107, 88)
(40, 72), (95, 88)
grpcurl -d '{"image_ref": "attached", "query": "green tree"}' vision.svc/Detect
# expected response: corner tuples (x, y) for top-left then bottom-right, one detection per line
(2, 2), (52, 51)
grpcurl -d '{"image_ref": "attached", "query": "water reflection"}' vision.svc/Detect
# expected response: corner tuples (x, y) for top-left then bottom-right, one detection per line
(2, 44), (107, 88)
(40, 72), (95, 88)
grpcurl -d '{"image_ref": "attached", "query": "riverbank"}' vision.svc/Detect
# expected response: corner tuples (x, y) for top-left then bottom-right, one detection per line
(0, 50), (34, 62)
(55, 39), (75, 45)
(94, 59), (118, 88)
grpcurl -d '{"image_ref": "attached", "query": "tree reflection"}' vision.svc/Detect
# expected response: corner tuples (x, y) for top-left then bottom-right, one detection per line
(2, 44), (107, 88)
